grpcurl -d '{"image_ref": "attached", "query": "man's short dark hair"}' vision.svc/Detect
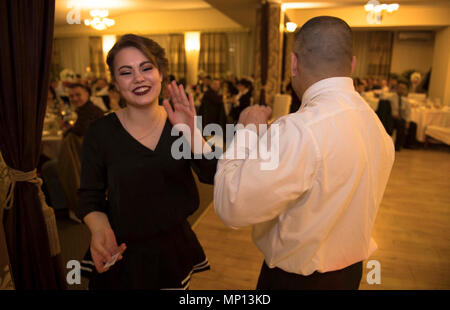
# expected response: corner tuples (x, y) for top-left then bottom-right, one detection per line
(68, 83), (91, 96)
(293, 16), (353, 77)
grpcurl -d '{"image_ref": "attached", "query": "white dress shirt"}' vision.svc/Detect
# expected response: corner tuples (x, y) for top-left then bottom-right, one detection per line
(214, 77), (395, 276)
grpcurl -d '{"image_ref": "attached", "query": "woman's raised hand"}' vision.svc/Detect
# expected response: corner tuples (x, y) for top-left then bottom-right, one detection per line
(162, 81), (196, 133)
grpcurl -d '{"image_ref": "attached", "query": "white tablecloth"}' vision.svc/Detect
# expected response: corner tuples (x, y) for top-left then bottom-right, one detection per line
(41, 132), (63, 159)
(410, 107), (450, 142)
(425, 125), (450, 145)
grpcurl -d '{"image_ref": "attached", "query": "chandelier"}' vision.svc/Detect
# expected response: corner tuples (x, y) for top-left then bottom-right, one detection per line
(84, 9), (115, 31)
(364, 0), (399, 24)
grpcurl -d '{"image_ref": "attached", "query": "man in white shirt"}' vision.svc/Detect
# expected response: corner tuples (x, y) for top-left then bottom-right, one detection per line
(214, 16), (395, 289)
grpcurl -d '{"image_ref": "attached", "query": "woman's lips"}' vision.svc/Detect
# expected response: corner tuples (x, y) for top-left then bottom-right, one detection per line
(132, 86), (151, 96)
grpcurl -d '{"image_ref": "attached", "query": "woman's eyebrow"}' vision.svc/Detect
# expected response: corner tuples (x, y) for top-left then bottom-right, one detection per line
(118, 65), (132, 71)
(139, 61), (153, 66)
(118, 61), (153, 71)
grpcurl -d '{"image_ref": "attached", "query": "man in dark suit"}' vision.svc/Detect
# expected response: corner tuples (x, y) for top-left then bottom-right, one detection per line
(66, 83), (105, 137)
(387, 81), (411, 151)
(198, 78), (226, 131)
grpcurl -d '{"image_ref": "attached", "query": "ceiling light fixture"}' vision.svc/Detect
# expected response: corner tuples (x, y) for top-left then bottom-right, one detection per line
(84, 9), (115, 31)
(364, 0), (399, 24)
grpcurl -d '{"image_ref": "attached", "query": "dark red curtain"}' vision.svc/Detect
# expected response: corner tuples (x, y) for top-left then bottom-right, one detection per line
(0, 0), (66, 289)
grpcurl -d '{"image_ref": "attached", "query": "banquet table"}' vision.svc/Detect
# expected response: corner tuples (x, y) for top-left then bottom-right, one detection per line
(410, 106), (450, 142)
(41, 131), (63, 159)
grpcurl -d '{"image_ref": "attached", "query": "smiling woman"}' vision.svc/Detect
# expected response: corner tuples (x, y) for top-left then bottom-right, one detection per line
(76, 34), (218, 289)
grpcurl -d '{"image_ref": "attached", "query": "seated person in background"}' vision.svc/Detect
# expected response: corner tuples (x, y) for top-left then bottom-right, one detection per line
(92, 78), (109, 97)
(386, 81), (411, 151)
(107, 84), (126, 111)
(58, 83), (105, 222)
(65, 83), (105, 138)
(371, 77), (381, 90)
(380, 79), (389, 93)
(366, 76), (374, 91)
(388, 75), (398, 92)
(198, 78), (226, 130)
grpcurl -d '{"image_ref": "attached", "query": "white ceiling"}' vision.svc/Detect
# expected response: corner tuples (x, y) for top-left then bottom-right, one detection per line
(55, 0), (450, 32)
(55, 0), (211, 26)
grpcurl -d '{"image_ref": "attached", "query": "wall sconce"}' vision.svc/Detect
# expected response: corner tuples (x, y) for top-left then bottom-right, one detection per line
(286, 22), (298, 32)
(102, 35), (117, 60)
(185, 32), (200, 52)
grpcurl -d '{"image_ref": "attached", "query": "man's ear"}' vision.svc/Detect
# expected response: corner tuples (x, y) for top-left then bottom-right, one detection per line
(291, 52), (299, 78)
(351, 56), (357, 75)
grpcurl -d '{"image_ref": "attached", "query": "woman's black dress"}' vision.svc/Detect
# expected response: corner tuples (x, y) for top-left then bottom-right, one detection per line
(76, 113), (217, 289)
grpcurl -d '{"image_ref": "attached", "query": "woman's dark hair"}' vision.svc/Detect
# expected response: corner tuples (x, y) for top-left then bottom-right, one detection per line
(106, 34), (169, 93)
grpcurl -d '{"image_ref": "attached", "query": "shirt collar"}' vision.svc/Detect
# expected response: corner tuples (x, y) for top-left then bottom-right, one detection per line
(300, 77), (355, 111)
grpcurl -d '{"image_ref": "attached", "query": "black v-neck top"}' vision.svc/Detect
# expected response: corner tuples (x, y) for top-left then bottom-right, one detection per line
(76, 113), (217, 243)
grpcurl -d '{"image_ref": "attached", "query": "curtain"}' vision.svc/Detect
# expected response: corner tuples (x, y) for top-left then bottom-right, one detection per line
(89, 36), (106, 78)
(0, 0), (66, 289)
(53, 37), (90, 77)
(50, 37), (61, 81)
(226, 32), (253, 79)
(353, 31), (393, 78)
(168, 34), (187, 80)
(199, 33), (228, 78)
(282, 32), (295, 92)
(146, 34), (186, 80)
(146, 34), (170, 59)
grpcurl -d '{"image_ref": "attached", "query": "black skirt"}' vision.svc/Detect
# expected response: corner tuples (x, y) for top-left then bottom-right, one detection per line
(81, 220), (209, 290)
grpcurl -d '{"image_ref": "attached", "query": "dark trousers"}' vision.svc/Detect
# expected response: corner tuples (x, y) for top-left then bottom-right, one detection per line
(392, 118), (406, 150)
(256, 261), (363, 290)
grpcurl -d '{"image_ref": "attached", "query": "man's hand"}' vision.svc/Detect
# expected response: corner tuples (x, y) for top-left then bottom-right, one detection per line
(238, 105), (272, 127)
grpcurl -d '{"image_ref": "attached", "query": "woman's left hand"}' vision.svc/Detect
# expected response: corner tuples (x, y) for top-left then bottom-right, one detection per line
(163, 81), (196, 133)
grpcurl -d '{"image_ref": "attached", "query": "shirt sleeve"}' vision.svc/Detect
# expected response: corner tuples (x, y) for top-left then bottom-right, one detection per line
(214, 117), (319, 228)
(76, 122), (108, 221)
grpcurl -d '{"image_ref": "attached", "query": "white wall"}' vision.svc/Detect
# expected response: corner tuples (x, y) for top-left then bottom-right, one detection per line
(390, 32), (434, 75)
(429, 27), (450, 106)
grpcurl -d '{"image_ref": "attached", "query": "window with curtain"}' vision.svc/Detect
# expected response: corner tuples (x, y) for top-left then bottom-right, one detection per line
(146, 34), (186, 80)
(52, 37), (90, 78)
(226, 31), (253, 79)
(199, 33), (228, 78)
(89, 36), (106, 78)
(352, 31), (394, 78)
(168, 34), (187, 80)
